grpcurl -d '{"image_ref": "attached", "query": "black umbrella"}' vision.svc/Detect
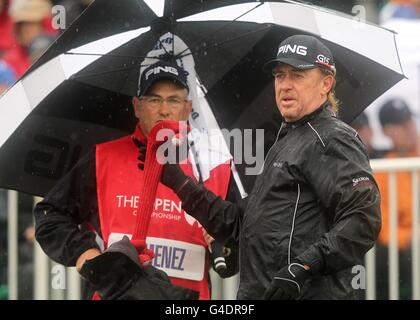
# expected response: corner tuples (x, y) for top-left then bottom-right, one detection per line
(0, 0), (405, 195)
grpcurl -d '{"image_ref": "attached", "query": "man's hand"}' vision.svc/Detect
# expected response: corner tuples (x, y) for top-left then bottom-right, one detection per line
(76, 248), (101, 273)
(78, 236), (198, 300)
(133, 135), (190, 193)
(202, 229), (215, 248)
(24, 226), (35, 244)
(203, 229), (231, 257)
(263, 263), (310, 300)
(78, 237), (143, 299)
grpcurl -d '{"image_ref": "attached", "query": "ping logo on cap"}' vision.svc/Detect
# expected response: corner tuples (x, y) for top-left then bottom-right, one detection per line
(145, 66), (179, 81)
(278, 44), (308, 56)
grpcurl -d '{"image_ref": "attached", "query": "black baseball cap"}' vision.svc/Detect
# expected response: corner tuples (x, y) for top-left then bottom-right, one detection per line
(137, 61), (189, 97)
(379, 99), (413, 126)
(263, 34), (336, 75)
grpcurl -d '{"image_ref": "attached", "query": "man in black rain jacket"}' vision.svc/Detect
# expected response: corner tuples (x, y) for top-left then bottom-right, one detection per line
(154, 35), (381, 300)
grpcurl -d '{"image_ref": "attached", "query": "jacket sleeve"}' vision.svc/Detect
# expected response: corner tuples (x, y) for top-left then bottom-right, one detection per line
(176, 174), (247, 245)
(296, 133), (381, 274)
(34, 148), (100, 266)
(209, 172), (243, 277)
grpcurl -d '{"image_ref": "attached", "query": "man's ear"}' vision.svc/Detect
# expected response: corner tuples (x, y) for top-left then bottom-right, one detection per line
(132, 97), (141, 118)
(187, 100), (193, 113)
(183, 100), (193, 120)
(322, 75), (334, 95)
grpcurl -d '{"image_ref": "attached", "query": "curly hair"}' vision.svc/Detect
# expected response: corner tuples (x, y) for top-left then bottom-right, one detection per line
(320, 68), (340, 116)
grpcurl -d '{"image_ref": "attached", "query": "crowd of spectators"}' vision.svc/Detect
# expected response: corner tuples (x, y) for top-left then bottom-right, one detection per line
(0, 0), (94, 91)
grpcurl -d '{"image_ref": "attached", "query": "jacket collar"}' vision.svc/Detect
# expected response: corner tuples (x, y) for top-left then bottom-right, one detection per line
(131, 125), (147, 145)
(283, 100), (331, 129)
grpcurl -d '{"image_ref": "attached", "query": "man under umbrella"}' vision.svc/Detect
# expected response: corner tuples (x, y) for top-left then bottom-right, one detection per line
(34, 60), (238, 300)
(155, 35), (382, 299)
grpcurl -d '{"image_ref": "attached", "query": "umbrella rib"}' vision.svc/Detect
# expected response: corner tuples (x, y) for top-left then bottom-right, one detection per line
(64, 52), (162, 60)
(202, 25), (271, 50)
(70, 62), (159, 79)
(171, 0), (175, 56)
(176, 2), (264, 58)
(155, 36), (173, 59)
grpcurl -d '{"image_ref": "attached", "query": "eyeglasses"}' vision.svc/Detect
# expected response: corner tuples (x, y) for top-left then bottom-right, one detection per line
(139, 95), (188, 108)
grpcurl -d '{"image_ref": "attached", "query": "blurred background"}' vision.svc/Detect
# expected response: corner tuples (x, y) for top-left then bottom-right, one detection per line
(1, 0), (420, 300)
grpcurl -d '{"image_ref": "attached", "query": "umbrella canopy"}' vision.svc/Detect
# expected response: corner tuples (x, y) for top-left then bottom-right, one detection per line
(28, 0), (262, 73)
(0, 0), (405, 195)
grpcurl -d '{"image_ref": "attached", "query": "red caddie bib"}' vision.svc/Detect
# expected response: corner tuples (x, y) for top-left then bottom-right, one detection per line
(95, 125), (231, 300)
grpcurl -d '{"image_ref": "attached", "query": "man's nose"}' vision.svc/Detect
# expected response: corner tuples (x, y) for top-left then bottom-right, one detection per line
(277, 75), (293, 90)
(158, 101), (171, 116)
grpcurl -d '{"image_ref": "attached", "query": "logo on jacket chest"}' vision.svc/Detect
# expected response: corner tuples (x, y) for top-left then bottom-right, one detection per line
(273, 161), (285, 169)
